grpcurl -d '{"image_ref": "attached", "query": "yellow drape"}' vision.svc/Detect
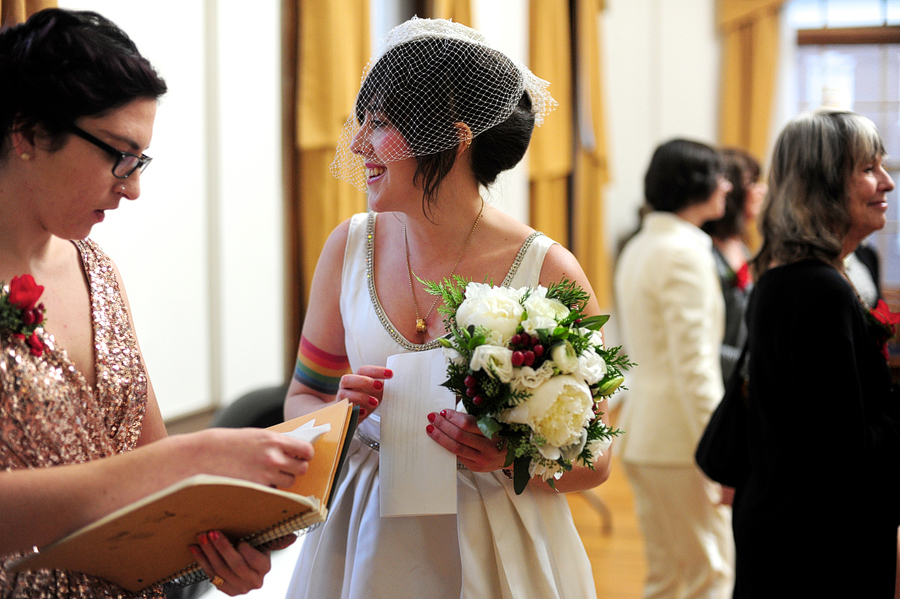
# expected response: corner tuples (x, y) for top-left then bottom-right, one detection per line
(1, 0), (54, 26)
(718, 0), (784, 160)
(423, 0), (472, 26)
(294, 0), (369, 315)
(571, 0), (612, 309)
(718, 0), (784, 249)
(528, 0), (572, 247)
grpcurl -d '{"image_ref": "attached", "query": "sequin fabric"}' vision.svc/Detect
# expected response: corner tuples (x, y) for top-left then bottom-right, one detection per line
(0, 240), (163, 599)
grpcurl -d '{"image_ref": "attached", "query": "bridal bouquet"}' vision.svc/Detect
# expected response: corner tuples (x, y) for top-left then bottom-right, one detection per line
(425, 277), (630, 494)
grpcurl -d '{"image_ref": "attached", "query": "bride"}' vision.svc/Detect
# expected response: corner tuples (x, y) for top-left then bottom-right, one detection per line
(284, 17), (610, 599)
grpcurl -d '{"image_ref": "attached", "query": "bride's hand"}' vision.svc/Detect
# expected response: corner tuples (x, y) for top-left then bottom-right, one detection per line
(425, 409), (507, 473)
(337, 365), (392, 421)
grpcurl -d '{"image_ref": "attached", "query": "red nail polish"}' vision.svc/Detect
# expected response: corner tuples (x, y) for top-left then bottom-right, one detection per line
(209, 530), (221, 541)
(384, 369), (393, 378)
(440, 409), (447, 417)
(199, 533), (209, 545)
(373, 380), (384, 391)
(360, 408), (368, 417)
(189, 546), (201, 557)
(368, 396), (378, 407)
(427, 412), (436, 423)
(426, 424), (434, 434)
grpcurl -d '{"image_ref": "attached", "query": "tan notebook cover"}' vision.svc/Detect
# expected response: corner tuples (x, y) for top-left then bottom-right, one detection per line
(7, 399), (356, 592)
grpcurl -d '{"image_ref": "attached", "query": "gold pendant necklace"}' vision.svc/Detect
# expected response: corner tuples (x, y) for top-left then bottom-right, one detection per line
(405, 198), (484, 334)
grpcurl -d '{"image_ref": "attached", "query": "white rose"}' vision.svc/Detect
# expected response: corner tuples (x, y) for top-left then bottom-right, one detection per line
(456, 283), (524, 345)
(520, 294), (569, 334)
(589, 329), (604, 349)
(470, 345), (514, 383)
(549, 341), (578, 374)
(586, 437), (612, 461)
(500, 374), (593, 449)
(576, 348), (607, 385)
(442, 346), (466, 367)
(509, 361), (556, 392)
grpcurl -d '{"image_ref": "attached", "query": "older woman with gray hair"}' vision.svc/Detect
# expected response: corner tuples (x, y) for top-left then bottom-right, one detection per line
(734, 109), (900, 597)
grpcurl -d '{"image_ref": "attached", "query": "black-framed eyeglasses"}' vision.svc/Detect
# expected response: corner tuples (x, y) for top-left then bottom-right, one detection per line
(68, 124), (152, 179)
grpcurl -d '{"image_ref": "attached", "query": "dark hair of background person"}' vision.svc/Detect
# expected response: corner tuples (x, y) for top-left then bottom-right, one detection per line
(750, 108), (885, 278)
(644, 138), (722, 213)
(355, 37), (535, 217)
(702, 148), (761, 239)
(0, 8), (167, 158)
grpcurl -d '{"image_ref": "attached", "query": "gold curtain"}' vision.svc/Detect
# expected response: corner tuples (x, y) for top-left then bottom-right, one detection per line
(718, 0), (785, 160)
(1, 0), (54, 26)
(528, 0), (572, 247)
(571, 0), (612, 309)
(718, 0), (785, 249)
(423, 0), (472, 26)
(287, 0), (369, 365)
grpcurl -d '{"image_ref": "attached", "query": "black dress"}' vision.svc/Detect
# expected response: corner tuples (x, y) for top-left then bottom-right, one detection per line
(733, 259), (900, 598)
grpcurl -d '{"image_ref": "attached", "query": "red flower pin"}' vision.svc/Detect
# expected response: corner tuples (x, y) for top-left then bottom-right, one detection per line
(870, 300), (900, 361)
(735, 263), (751, 291)
(9, 274), (44, 311)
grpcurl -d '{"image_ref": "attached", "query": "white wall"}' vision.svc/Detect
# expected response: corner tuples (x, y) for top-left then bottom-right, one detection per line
(601, 0), (721, 259)
(58, 0), (285, 418)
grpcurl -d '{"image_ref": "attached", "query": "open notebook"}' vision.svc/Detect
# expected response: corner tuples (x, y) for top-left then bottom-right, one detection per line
(6, 399), (357, 593)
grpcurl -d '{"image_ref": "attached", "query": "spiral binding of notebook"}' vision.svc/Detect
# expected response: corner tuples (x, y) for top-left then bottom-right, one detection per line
(159, 512), (323, 590)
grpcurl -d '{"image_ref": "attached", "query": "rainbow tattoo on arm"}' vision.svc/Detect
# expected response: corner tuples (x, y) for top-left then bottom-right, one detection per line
(293, 335), (350, 395)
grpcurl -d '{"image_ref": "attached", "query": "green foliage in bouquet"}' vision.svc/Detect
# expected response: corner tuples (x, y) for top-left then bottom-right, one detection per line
(424, 276), (632, 494)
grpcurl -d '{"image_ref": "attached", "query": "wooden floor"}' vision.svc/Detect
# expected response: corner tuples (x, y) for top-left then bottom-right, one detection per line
(567, 455), (647, 598)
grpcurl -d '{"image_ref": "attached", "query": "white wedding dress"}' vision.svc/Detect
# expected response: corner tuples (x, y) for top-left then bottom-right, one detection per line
(286, 212), (598, 599)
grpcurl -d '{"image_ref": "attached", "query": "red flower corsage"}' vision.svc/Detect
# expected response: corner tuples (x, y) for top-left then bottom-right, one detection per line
(1, 274), (47, 356)
(735, 262), (751, 291)
(869, 299), (900, 361)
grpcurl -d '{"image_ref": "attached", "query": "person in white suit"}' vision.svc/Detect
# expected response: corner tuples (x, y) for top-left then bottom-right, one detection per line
(615, 139), (734, 599)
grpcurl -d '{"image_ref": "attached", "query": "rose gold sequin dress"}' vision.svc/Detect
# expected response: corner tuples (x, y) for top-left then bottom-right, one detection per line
(0, 240), (164, 599)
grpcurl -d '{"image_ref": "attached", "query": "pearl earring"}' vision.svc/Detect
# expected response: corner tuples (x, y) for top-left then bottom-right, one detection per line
(20, 152), (31, 161)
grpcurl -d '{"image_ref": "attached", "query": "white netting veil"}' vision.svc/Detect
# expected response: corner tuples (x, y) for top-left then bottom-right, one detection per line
(331, 17), (558, 191)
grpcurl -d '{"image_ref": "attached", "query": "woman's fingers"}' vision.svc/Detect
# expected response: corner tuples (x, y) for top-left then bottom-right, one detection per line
(190, 531), (270, 596)
(338, 367), (392, 420)
(426, 409), (506, 472)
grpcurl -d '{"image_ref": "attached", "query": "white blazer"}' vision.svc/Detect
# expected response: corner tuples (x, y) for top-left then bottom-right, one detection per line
(614, 212), (725, 466)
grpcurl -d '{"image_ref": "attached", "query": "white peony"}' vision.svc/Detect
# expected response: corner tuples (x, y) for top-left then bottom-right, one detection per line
(500, 374), (593, 449)
(576, 348), (607, 385)
(510, 361), (556, 392)
(456, 283), (524, 345)
(520, 293), (569, 335)
(549, 340), (578, 374)
(470, 345), (514, 383)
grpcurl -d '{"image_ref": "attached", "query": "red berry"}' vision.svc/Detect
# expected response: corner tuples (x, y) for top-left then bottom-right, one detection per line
(464, 375), (477, 388)
(523, 351), (535, 366)
(511, 351), (525, 366)
(466, 387), (477, 397)
(533, 344), (544, 358)
(510, 334), (521, 346)
(473, 395), (483, 405)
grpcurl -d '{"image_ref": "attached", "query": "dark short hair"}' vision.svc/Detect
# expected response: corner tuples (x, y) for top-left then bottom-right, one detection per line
(0, 9), (167, 157)
(355, 37), (534, 216)
(644, 139), (722, 213)
(702, 148), (761, 239)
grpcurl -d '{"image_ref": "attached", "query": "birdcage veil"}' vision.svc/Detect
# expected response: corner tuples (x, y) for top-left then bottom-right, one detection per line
(331, 17), (557, 191)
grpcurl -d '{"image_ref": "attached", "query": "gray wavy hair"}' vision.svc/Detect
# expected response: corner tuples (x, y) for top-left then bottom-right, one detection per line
(751, 108), (885, 278)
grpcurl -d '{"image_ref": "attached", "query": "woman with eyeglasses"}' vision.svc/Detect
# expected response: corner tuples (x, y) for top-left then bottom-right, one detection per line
(0, 9), (314, 598)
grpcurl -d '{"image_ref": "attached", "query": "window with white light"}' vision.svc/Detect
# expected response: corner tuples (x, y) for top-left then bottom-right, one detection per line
(789, 0), (900, 288)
